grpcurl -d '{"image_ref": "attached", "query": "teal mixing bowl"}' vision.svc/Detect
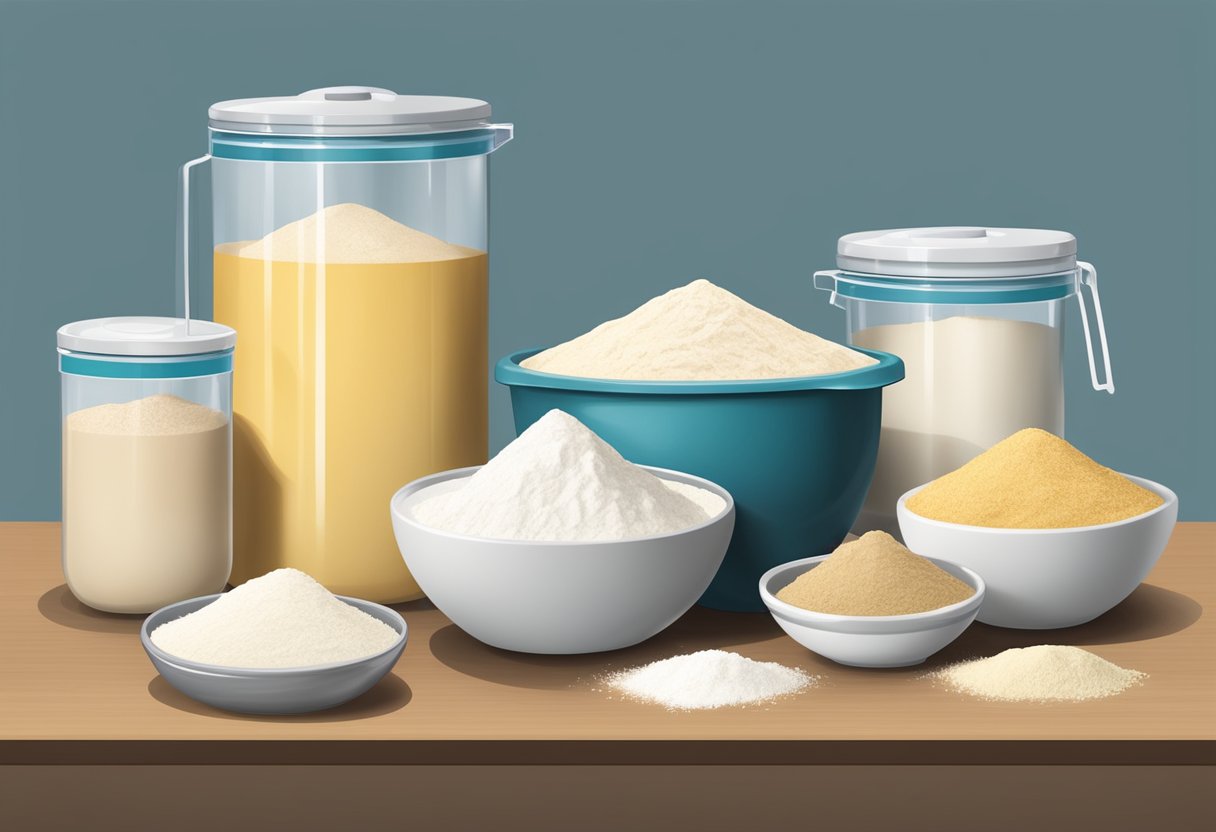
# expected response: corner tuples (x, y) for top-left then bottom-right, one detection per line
(495, 347), (904, 611)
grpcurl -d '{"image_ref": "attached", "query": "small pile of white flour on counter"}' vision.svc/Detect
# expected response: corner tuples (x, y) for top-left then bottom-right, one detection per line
(932, 645), (1146, 702)
(412, 409), (725, 541)
(521, 278), (877, 381)
(149, 568), (400, 668)
(606, 650), (815, 710)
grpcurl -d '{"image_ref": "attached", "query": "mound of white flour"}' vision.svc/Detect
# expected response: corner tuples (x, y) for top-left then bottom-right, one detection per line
(149, 568), (400, 668)
(521, 279), (876, 381)
(606, 650), (815, 710)
(411, 409), (725, 541)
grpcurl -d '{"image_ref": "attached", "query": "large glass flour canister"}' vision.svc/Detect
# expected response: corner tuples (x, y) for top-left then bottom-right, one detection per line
(814, 227), (1114, 536)
(58, 317), (235, 613)
(187, 87), (512, 602)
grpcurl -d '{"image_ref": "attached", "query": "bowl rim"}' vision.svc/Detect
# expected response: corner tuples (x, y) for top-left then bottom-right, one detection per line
(494, 346), (905, 394)
(141, 594), (408, 676)
(896, 473), (1178, 535)
(390, 463), (736, 547)
(758, 553), (986, 627)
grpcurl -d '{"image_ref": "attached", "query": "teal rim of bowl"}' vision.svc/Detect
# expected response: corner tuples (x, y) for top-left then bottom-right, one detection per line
(494, 347), (905, 395)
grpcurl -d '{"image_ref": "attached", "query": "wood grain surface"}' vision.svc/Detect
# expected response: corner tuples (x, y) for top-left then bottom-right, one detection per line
(1, 522), (1212, 764)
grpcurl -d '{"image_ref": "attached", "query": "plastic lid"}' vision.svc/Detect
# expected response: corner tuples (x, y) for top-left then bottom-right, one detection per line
(209, 86), (493, 136)
(837, 227), (1078, 277)
(57, 317), (236, 357)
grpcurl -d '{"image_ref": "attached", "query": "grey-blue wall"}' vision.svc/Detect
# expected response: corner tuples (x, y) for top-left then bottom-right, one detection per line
(2, 0), (1212, 520)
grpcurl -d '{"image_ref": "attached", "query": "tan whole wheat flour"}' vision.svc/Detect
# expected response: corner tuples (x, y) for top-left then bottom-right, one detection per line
(521, 279), (877, 381)
(933, 645), (1146, 702)
(62, 394), (230, 613)
(223, 202), (480, 263)
(775, 531), (975, 616)
(906, 428), (1164, 529)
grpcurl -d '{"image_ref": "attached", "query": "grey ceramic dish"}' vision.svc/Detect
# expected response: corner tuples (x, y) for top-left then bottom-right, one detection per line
(141, 594), (408, 714)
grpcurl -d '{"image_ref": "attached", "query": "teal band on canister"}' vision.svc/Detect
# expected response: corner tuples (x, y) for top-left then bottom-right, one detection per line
(59, 351), (233, 379)
(829, 271), (1076, 305)
(210, 129), (498, 163)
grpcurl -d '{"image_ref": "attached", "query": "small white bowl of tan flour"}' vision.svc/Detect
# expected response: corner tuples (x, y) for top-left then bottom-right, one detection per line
(390, 410), (735, 654)
(759, 533), (985, 668)
(142, 569), (407, 714)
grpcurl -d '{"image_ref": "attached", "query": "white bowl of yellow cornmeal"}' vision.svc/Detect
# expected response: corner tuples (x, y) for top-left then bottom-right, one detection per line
(896, 429), (1178, 630)
(898, 474), (1177, 630)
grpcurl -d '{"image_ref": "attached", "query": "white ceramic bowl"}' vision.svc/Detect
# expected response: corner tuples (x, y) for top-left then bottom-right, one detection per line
(897, 474), (1178, 630)
(389, 465), (735, 654)
(758, 554), (984, 668)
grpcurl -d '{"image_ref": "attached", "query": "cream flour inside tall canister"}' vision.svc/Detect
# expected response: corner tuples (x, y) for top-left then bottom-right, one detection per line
(814, 227), (1114, 537)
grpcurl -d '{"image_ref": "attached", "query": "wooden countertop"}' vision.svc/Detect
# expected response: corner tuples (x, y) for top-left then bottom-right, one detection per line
(2, 522), (1212, 766)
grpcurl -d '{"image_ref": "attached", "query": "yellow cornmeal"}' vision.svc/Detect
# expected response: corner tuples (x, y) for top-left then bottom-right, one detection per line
(906, 428), (1163, 529)
(776, 531), (974, 616)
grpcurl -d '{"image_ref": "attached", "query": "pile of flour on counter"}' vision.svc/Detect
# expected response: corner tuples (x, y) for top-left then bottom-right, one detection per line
(932, 645), (1146, 702)
(521, 278), (877, 381)
(411, 409), (725, 541)
(606, 650), (815, 710)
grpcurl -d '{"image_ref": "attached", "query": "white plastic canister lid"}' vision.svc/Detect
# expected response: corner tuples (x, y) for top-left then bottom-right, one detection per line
(209, 86), (493, 136)
(837, 227), (1078, 277)
(57, 317), (236, 357)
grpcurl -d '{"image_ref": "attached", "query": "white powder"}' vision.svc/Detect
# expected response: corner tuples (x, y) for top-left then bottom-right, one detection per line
(62, 394), (230, 614)
(150, 568), (401, 668)
(226, 202), (480, 264)
(606, 650), (815, 710)
(852, 316), (1062, 535)
(521, 279), (877, 381)
(412, 409), (725, 541)
(933, 645), (1146, 702)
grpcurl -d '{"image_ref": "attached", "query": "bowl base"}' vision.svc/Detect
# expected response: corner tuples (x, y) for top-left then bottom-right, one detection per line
(825, 656), (929, 669)
(977, 614), (1103, 630)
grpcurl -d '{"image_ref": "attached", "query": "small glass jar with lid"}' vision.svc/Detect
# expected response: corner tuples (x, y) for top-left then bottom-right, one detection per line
(58, 316), (236, 613)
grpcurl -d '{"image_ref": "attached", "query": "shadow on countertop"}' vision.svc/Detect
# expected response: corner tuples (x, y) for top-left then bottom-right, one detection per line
(146, 672), (412, 722)
(428, 606), (785, 691)
(930, 582), (1203, 667)
(37, 584), (143, 634)
(429, 581), (1202, 688)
